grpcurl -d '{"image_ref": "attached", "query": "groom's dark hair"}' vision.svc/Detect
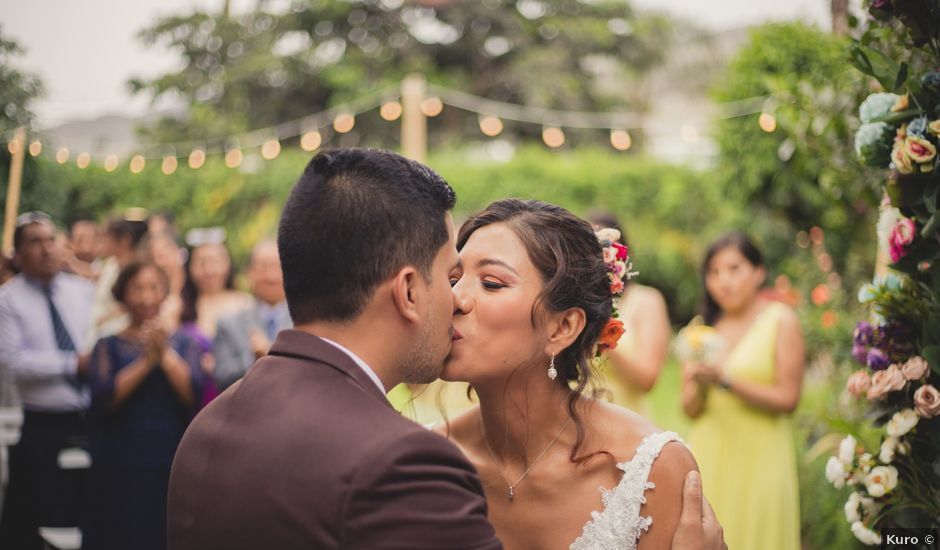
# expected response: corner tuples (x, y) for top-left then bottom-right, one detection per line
(278, 148), (456, 324)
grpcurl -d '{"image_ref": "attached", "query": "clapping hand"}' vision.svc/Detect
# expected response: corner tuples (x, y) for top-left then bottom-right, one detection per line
(249, 328), (272, 359)
(141, 319), (170, 367)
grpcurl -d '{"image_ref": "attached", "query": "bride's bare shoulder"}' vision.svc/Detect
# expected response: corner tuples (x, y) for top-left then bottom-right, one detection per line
(430, 405), (481, 444)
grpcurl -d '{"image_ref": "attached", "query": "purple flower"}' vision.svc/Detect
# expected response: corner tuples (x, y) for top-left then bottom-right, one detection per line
(853, 322), (874, 347)
(871, 0), (890, 8)
(852, 343), (869, 365)
(867, 348), (891, 371)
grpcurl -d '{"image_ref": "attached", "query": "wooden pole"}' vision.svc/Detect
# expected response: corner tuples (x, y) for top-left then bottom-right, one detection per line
(2, 127), (26, 256)
(401, 74), (427, 163)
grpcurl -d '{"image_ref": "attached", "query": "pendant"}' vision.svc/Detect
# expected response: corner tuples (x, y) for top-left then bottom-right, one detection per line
(508, 486), (514, 501)
(547, 366), (557, 380)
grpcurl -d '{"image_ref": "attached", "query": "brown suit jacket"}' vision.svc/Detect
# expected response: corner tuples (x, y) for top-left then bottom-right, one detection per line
(167, 330), (502, 550)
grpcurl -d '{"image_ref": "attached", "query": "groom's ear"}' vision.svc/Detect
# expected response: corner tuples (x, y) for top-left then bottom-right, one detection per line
(544, 307), (586, 354)
(390, 266), (422, 324)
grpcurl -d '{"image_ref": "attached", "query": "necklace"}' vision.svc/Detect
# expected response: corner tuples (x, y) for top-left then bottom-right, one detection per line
(480, 416), (572, 502)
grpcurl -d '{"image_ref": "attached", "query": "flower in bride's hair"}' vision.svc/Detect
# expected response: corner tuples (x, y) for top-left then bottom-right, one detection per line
(612, 242), (628, 261)
(596, 319), (625, 354)
(609, 273), (625, 295)
(595, 228), (621, 245)
(611, 261), (627, 278)
(602, 247), (617, 264)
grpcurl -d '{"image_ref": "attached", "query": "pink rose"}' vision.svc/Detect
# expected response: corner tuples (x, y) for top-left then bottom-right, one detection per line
(892, 140), (914, 174)
(846, 370), (872, 398)
(612, 242), (628, 261)
(602, 247), (616, 264)
(913, 384), (940, 417)
(900, 356), (929, 381)
(904, 135), (937, 164)
(867, 364), (906, 401)
(889, 218), (916, 262)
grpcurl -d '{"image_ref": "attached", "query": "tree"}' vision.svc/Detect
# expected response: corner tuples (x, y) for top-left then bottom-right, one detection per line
(712, 22), (881, 286)
(0, 25), (44, 133)
(129, 0), (676, 148)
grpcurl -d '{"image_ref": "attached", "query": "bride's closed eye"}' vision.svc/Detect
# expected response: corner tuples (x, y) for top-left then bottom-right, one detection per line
(481, 279), (506, 290)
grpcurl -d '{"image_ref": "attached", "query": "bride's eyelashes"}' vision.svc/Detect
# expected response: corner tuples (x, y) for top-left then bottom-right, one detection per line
(481, 280), (506, 290)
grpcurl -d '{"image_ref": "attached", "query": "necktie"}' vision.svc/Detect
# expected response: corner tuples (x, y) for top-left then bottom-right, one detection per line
(44, 286), (76, 351)
(44, 286), (82, 390)
(266, 316), (279, 342)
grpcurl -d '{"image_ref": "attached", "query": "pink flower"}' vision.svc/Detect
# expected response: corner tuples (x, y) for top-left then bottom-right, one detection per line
(888, 218), (916, 262)
(846, 370), (872, 398)
(612, 242), (628, 261)
(602, 247), (616, 264)
(904, 135), (937, 164)
(914, 384), (940, 417)
(900, 356), (929, 381)
(609, 275), (624, 295)
(867, 365), (906, 401)
(892, 140), (914, 174)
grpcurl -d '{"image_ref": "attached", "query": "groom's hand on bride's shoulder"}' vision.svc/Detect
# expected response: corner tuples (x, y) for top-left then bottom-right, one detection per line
(672, 471), (727, 550)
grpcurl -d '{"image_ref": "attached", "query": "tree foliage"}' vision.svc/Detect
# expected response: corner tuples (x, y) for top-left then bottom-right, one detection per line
(129, 0), (675, 146)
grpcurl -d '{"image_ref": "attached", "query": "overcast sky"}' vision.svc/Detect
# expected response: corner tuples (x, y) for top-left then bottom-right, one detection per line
(1, 0), (835, 127)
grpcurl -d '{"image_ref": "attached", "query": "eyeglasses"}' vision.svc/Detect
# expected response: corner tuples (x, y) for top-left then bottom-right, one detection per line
(185, 227), (227, 247)
(15, 211), (53, 228)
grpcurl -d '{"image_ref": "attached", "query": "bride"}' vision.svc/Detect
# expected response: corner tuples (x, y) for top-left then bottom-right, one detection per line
(436, 199), (707, 549)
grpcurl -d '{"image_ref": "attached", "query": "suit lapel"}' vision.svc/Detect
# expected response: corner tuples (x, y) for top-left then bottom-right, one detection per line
(267, 330), (391, 407)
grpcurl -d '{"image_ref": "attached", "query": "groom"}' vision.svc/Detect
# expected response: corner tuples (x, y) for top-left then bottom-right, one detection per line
(166, 148), (725, 549)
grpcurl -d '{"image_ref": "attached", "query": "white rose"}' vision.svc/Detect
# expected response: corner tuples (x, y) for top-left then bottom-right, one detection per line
(851, 521), (882, 546)
(886, 409), (919, 437)
(826, 456), (846, 488)
(839, 435), (857, 465)
(879, 436), (900, 464)
(844, 492), (862, 523)
(865, 465), (899, 497)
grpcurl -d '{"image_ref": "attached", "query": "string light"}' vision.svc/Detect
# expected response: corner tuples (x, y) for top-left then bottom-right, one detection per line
(162, 156), (178, 175)
(56, 148), (70, 164)
(224, 148), (243, 168)
(542, 127), (565, 148)
(188, 149), (206, 169)
(610, 129), (632, 151)
(759, 112), (777, 133)
(76, 153), (91, 169)
(28, 140), (42, 157)
(479, 116), (503, 137)
(129, 155), (146, 174)
(380, 101), (403, 121)
(421, 97), (444, 117)
(333, 113), (355, 133)
(300, 131), (322, 151)
(261, 139), (281, 160)
(104, 155), (119, 172)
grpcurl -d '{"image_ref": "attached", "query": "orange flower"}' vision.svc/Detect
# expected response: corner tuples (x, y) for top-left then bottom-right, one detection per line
(597, 319), (625, 352)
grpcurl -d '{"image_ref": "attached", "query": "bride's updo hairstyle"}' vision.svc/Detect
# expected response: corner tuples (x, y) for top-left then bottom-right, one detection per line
(457, 198), (614, 461)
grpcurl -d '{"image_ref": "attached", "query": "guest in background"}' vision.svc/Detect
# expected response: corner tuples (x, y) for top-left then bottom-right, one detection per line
(179, 228), (251, 405)
(589, 212), (671, 417)
(681, 232), (803, 550)
(213, 240), (291, 392)
(143, 230), (186, 330)
(82, 262), (202, 550)
(89, 215), (149, 345)
(64, 218), (100, 280)
(0, 212), (94, 550)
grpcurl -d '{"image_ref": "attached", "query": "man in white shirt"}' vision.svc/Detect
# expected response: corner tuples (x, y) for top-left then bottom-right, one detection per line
(0, 212), (95, 550)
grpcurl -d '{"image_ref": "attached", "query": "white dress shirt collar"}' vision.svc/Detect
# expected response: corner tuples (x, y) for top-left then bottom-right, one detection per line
(317, 336), (386, 396)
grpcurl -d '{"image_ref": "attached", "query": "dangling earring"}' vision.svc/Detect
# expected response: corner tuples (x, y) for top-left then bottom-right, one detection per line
(547, 353), (557, 380)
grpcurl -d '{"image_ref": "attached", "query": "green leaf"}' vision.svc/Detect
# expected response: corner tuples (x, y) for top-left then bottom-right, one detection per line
(922, 345), (940, 376)
(922, 212), (940, 238)
(895, 62), (910, 91)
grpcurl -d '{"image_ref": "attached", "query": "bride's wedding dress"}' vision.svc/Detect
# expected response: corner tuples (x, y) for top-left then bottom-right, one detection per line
(570, 431), (683, 550)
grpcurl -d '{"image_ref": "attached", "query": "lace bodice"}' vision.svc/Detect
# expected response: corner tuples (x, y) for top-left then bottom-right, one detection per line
(570, 431), (683, 550)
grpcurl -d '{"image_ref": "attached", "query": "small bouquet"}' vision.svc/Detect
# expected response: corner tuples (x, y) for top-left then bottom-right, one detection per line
(674, 317), (724, 366)
(594, 228), (637, 357)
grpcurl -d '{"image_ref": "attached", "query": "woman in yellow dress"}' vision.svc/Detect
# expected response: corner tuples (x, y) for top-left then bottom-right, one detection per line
(681, 232), (803, 550)
(589, 213), (671, 418)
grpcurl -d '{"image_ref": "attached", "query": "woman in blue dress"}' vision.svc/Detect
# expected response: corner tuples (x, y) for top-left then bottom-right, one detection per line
(82, 262), (203, 550)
